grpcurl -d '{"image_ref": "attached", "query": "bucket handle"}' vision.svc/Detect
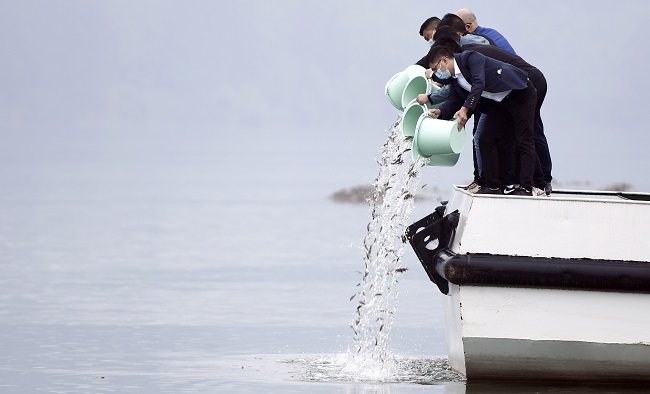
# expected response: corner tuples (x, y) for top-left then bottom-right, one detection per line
(423, 111), (459, 123)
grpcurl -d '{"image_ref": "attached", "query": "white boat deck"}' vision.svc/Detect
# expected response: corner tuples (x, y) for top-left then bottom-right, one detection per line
(456, 185), (650, 202)
(445, 186), (650, 262)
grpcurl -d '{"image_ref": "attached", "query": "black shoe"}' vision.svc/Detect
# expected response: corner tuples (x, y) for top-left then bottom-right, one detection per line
(476, 186), (503, 195)
(503, 184), (518, 194)
(511, 187), (532, 196)
(544, 182), (552, 196)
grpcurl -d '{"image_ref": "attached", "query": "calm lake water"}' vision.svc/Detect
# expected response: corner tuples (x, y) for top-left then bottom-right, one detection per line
(0, 126), (645, 393)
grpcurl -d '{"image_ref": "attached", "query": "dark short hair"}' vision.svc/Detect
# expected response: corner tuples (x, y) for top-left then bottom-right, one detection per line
(433, 25), (459, 43)
(439, 13), (467, 35)
(426, 46), (454, 67)
(434, 38), (461, 54)
(419, 16), (440, 36)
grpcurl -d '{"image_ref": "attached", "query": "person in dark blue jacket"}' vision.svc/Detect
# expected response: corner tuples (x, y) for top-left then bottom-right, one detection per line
(425, 46), (538, 196)
(456, 8), (516, 54)
(462, 43), (552, 195)
(433, 30), (553, 195)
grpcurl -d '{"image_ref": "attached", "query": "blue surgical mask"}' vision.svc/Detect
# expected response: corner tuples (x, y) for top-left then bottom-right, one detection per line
(435, 68), (451, 80)
(428, 38), (435, 47)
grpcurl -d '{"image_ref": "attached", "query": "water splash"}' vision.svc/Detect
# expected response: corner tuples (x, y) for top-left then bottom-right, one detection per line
(348, 116), (428, 372)
(280, 354), (463, 384)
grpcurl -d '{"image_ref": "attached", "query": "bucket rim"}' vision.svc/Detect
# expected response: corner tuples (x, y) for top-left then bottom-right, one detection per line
(412, 113), (432, 160)
(400, 73), (430, 108)
(402, 99), (427, 138)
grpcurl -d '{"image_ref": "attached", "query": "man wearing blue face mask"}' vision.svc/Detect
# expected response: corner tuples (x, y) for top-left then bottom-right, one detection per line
(415, 23), (494, 192)
(419, 17), (441, 48)
(416, 16), (442, 82)
(415, 15), (491, 71)
(426, 46), (538, 196)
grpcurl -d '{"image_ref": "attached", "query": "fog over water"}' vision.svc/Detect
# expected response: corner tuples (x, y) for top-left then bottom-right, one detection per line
(2, 0), (650, 192)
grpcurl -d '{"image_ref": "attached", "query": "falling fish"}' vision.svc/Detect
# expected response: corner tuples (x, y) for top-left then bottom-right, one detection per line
(351, 118), (423, 361)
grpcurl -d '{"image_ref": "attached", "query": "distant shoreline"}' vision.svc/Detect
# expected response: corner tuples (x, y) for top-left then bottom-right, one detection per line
(330, 181), (635, 204)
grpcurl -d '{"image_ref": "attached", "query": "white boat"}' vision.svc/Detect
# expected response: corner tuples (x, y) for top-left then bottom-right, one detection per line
(406, 186), (650, 382)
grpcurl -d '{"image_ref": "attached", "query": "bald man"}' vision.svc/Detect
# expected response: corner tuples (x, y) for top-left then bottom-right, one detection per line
(456, 8), (516, 54)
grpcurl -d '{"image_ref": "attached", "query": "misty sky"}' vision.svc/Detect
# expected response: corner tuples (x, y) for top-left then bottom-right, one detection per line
(2, 0), (650, 192)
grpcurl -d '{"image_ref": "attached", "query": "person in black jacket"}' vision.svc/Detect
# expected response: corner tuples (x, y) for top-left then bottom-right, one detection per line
(414, 25), (495, 190)
(419, 16), (440, 47)
(462, 43), (552, 194)
(426, 46), (538, 196)
(434, 31), (552, 194)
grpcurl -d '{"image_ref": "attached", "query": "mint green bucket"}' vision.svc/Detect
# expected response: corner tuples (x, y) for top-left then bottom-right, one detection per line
(385, 65), (426, 111)
(401, 74), (430, 109)
(412, 116), (466, 157)
(385, 72), (405, 110)
(402, 99), (427, 138)
(402, 76), (444, 111)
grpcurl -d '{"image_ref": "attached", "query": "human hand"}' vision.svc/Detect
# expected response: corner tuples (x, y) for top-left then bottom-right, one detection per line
(416, 94), (429, 105)
(428, 109), (441, 118)
(425, 69), (432, 79)
(453, 107), (469, 131)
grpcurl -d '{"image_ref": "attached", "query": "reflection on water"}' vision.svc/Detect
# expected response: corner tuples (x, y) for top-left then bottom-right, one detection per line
(462, 381), (650, 394)
(228, 354), (650, 393)
(280, 353), (650, 393)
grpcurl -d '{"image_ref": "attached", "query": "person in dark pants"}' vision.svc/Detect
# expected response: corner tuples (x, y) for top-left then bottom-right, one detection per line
(433, 30), (553, 195)
(530, 72), (553, 194)
(479, 81), (538, 195)
(462, 43), (552, 194)
(425, 46), (538, 195)
(415, 24), (494, 191)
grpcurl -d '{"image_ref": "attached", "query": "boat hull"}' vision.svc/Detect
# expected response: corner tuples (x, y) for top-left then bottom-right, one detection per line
(407, 187), (650, 382)
(444, 284), (650, 382)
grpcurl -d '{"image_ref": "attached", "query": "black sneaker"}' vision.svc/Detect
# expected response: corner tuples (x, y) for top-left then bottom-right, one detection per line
(544, 182), (553, 196)
(476, 186), (503, 195)
(503, 185), (517, 194)
(511, 187), (532, 196)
